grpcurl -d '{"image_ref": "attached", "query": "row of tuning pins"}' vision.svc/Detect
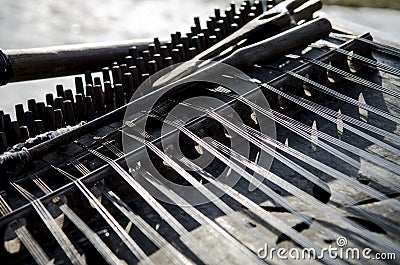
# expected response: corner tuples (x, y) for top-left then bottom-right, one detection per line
(0, 0), (277, 152)
(69, 0), (277, 120)
(0, 83), (95, 152)
(94, 0), (276, 109)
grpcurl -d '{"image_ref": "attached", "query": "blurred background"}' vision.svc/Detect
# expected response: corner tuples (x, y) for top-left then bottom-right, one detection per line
(0, 0), (399, 116)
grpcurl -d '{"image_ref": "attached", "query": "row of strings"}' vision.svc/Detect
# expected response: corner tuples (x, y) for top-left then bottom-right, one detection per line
(2, 34), (400, 264)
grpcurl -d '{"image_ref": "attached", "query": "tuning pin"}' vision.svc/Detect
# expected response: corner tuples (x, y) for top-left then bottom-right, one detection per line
(115, 84), (125, 108)
(54, 109), (64, 129)
(11, 121), (21, 144)
(215, 7), (221, 20)
(111, 65), (123, 85)
(163, 57), (174, 67)
(190, 24), (198, 35)
(146, 61), (157, 75)
(54, 97), (65, 115)
(254, 1), (264, 15)
(129, 66), (141, 88)
(122, 73), (135, 101)
(65, 89), (74, 104)
(148, 44), (156, 57)
(75, 77), (85, 95)
(2, 114), (12, 143)
(225, 7), (234, 24)
(165, 41), (173, 52)
(171, 32), (181, 46)
(230, 23), (239, 33)
(141, 73), (150, 83)
(20, 126), (29, 142)
(85, 84), (94, 99)
(63, 100), (76, 125)
(160, 46), (170, 58)
(84, 96), (95, 120)
(233, 15), (243, 28)
(3, 113), (11, 130)
(239, 6), (247, 19)
(171, 49), (181, 64)
(36, 102), (45, 121)
(27, 99), (37, 119)
(33, 120), (45, 135)
(120, 64), (129, 76)
(56, 84), (64, 98)
(84, 70), (93, 86)
(194, 16), (201, 32)
(266, 0), (276, 10)
(46, 93), (54, 106)
(104, 82), (115, 112)
(207, 18), (216, 32)
(191, 36), (201, 54)
(197, 33), (206, 51)
(93, 85), (105, 115)
(136, 57), (147, 74)
(30, 119), (40, 137)
(247, 12), (256, 23)
(242, 1), (250, 15)
(44, 105), (56, 131)
(23, 111), (34, 134)
(181, 36), (190, 53)
(217, 20), (227, 37)
(94, 77), (102, 88)
(0, 132), (8, 152)
(129, 46), (138, 59)
(125, 56), (135, 67)
(0, 110), (4, 131)
(188, 47), (198, 58)
(15, 104), (25, 126)
(101, 67), (111, 83)
(202, 30), (211, 48)
(208, 35), (218, 46)
(214, 28), (223, 41)
(223, 16), (232, 33)
(153, 54), (163, 71)
(230, 2), (236, 13)
(142, 50), (152, 62)
(74, 94), (86, 122)
(174, 44), (185, 62)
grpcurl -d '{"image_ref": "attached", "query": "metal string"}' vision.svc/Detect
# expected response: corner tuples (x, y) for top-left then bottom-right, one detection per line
(287, 54), (400, 100)
(329, 34), (400, 59)
(84, 147), (215, 265)
(281, 68), (400, 124)
(0, 194), (12, 216)
(310, 44), (400, 77)
(262, 84), (400, 146)
(28, 173), (123, 265)
(98, 142), (271, 265)
(96, 185), (195, 265)
(68, 157), (191, 265)
(121, 124), (282, 250)
(232, 94), (400, 192)
(51, 166), (154, 265)
(1, 184), (51, 264)
(9, 219), (52, 265)
(11, 182), (86, 265)
(162, 101), (400, 254)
